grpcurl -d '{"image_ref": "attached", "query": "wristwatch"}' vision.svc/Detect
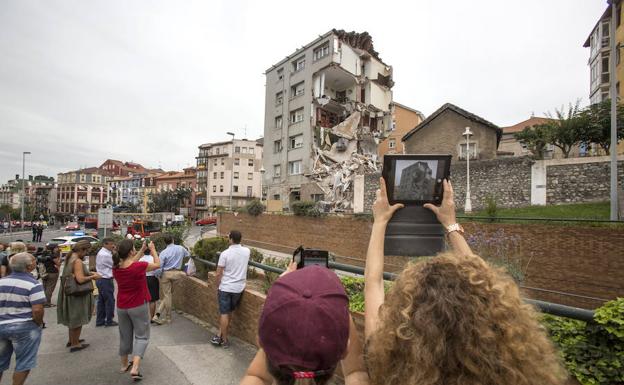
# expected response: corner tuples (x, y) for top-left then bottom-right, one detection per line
(445, 223), (464, 236)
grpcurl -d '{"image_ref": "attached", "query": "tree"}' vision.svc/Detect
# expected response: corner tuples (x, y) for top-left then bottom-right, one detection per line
(147, 187), (192, 214)
(580, 99), (624, 154)
(514, 124), (551, 159)
(544, 102), (587, 158)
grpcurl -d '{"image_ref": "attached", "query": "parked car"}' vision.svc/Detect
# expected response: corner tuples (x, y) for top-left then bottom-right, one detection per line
(195, 217), (217, 226)
(46, 235), (99, 255)
(65, 222), (80, 231)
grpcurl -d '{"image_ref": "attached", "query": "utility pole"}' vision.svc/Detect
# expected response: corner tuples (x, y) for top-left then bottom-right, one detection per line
(21, 151), (31, 228)
(609, 0), (619, 220)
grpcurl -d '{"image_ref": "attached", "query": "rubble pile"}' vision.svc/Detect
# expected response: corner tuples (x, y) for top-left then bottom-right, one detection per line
(310, 111), (380, 211)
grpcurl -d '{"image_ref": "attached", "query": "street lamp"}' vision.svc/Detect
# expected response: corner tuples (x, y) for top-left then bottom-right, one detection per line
(462, 127), (473, 213)
(21, 151), (31, 228)
(227, 132), (235, 210)
(259, 166), (266, 203)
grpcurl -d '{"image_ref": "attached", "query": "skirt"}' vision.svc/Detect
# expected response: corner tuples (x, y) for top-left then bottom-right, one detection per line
(146, 276), (159, 302)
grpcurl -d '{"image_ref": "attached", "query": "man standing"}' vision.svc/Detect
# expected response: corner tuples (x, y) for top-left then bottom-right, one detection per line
(95, 238), (117, 327)
(36, 225), (43, 243)
(211, 230), (249, 348)
(0, 253), (45, 385)
(154, 234), (189, 325)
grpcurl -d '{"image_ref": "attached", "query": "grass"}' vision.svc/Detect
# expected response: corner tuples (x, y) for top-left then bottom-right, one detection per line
(460, 202), (622, 226)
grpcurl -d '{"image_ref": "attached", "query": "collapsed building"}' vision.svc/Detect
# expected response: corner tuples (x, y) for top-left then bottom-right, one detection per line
(263, 29), (394, 211)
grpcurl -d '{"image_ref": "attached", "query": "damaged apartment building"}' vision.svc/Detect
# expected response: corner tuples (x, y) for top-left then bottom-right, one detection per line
(263, 29), (394, 211)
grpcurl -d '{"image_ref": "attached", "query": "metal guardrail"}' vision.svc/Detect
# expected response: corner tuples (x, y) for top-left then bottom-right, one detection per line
(456, 215), (624, 224)
(191, 256), (596, 322)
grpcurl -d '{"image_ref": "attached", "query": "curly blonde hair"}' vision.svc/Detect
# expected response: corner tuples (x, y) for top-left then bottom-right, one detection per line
(366, 252), (566, 385)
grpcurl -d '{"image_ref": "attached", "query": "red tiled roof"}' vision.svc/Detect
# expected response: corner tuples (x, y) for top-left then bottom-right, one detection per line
(501, 117), (552, 134)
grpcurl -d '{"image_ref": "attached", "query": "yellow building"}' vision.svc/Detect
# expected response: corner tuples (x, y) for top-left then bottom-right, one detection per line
(378, 102), (425, 160)
(584, 1), (624, 154)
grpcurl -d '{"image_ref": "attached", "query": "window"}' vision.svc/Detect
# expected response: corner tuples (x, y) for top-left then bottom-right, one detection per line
(220, 172), (224, 179)
(459, 142), (478, 160)
(277, 68), (284, 81)
(242, 147), (248, 154)
(274, 165), (281, 178)
(288, 160), (302, 175)
(220, 185), (224, 192)
(389, 139), (396, 149)
(289, 134), (304, 149)
(233, 186), (239, 193)
(247, 186), (253, 197)
(274, 140), (283, 153)
(234, 158), (240, 166)
(313, 42), (329, 61)
(276, 91), (283, 106)
(215, 148), (220, 155)
(311, 194), (324, 202)
(290, 108), (304, 124)
(290, 82), (305, 98)
(234, 172), (239, 179)
(221, 158), (225, 165)
(235, 146), (241, 154)
(249, 147), (254, 155)
(213, 185), (216, 192)
(213, 159), (217, 166)
(273, 194), (280, 200)
(248, 172), (253, 180)
(292, 57), (305, 72)
(213, 172), (217, 179)
(248, 159), (254, 166)
(275, 116), (283, 129)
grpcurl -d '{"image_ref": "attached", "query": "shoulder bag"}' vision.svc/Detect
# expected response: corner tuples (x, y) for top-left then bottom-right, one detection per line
(63, 257), (93, 296)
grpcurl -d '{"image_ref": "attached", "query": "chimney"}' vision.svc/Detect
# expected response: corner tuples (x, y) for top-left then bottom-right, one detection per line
(28, 175), (33, 181)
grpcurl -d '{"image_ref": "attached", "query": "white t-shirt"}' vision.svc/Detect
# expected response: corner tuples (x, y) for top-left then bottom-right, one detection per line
(139, 254), (158, 277)
(217, 244), (250, 293)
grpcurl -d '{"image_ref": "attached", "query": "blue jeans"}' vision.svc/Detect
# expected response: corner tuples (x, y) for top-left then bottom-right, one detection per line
(0, 321), (42, 372)
(218, 290), (242, 314)
(96, 278), (115, 325)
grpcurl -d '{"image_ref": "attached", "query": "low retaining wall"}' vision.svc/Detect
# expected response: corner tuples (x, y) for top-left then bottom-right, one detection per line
(219, 213), (624, 309)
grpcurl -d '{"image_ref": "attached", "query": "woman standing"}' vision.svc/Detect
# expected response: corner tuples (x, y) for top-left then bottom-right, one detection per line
(42, 246), (61, 307)
(57, 240), (101, 352)
(113, 239), (160, 381)
(139, 247), (160, 321)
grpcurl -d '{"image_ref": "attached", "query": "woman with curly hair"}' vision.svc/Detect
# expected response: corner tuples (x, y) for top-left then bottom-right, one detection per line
(364, 178), (566, 385)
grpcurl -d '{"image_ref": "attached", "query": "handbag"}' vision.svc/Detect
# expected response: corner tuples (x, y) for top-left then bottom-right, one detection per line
(63, 274), (93, 296)
(37, 263), (48, 279)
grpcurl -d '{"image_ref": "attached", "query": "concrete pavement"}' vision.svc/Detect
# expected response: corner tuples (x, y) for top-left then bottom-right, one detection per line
(0, 285), (256, 385)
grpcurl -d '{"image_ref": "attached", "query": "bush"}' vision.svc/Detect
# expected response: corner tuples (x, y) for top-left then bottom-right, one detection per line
(246, 199), (265, 217)
(247, 248), (264, 279)
(291, 201), (322, 217)
(261, 256), (290, 293)
(484, 194), (498, 221)
(192, 237), (229, 279)
(542, 297), (624, 385)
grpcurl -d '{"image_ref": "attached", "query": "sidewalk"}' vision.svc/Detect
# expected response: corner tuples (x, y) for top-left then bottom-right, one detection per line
(0, 289), (256, 385)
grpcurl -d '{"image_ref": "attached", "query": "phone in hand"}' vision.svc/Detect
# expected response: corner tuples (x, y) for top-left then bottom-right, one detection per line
(293, 246), (329, 269)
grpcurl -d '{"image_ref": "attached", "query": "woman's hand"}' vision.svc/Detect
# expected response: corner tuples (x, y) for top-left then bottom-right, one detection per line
(424, 179), (457, 227)
(372, 177), (403, 224)
(91, 272), (102, 281)
(138, 241), (147, 254)
(148, 241), (156, 253)
(279, 261), (297, 278)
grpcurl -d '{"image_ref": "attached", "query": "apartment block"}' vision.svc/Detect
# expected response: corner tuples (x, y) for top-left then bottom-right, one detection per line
(263, 29), (393, 208)
(378, 102), (425, 161)
(56, 168), (111, 216)
(0, 175), (56, 217)
(154, 168), (197, 218)
(196, 138), (263, 214)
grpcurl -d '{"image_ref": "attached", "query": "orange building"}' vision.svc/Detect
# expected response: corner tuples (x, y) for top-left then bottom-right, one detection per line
(154, 167), (197, 218)
(378, 102), (425, 160)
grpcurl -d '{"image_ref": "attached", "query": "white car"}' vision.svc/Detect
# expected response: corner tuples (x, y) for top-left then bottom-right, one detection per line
(47, 235), (99, 255)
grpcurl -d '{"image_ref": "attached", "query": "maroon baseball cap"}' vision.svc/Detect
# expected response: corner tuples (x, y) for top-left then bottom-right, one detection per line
(258, 265), (350, 371)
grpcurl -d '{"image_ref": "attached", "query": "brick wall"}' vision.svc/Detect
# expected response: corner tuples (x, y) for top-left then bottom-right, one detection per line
(219, 213), (624, 309)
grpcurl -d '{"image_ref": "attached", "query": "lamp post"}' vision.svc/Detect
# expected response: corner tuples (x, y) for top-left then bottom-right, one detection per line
(21, 151), (31, 228)
(609, 0), (619, 220)
(259, 166), (266, 203)
(227, 132), (235, 211)
(462, 127), (473, 213)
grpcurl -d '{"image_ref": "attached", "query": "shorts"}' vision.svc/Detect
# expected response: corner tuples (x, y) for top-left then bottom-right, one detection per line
(0, 321), (42, 372)
(218, 290), (243, 314)
(146, 276), (160, 302)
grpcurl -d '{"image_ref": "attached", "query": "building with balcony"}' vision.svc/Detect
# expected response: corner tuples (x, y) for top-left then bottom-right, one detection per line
(56, 168), (111, 216)
(197, 138), (263, 213)
(263, 29), (393, 207)
(154, 168), (197, 218)
(0, 175), (56, 217)
(195, 143), (210, 218)
(378, 102), (425, 161)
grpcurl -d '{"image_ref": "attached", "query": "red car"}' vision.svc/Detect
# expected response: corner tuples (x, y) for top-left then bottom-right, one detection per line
(65, 222), (80, 231)
(195, 217), (217, 226)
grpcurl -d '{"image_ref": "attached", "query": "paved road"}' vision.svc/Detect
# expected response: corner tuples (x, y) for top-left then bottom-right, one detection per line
(0, 284), (256, 385)
(0, 228), (70, 247)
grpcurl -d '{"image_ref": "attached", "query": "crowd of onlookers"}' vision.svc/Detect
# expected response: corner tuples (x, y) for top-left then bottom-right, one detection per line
(0, 178), (570, 385)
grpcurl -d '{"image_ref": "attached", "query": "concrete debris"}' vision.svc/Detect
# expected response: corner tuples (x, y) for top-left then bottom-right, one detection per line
(331, 111), (360, 140)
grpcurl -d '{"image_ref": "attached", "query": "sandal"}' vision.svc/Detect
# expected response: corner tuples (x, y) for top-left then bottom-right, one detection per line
(66, 339), (85, 348)
(131, 372), (143, 382)
(120, 363), (132, 373)
(69, 343), (90, 352)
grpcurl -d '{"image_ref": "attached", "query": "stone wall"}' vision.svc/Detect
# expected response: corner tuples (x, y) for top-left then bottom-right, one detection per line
(546, 160), (624, 204)
(219, 213), (624, 309)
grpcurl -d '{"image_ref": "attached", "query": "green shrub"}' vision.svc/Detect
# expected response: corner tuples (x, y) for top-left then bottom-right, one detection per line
(191, 237), (229, 279)
(291, 201), (321, 217)
(261, 256), (290, 293)
(248, 248), (264, 279)
(484, 194), (498, 221)
(246, 199), (265, 217)
(542, 297), (624, 385)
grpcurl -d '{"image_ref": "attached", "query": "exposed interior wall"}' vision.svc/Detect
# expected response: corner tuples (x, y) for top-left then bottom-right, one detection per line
(219, 212), (624, 309)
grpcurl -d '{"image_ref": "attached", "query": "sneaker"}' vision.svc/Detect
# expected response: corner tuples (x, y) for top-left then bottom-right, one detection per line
(105, 321), (119, 327)
(221, 340), (230, 349)
(210, 335), (222, 346)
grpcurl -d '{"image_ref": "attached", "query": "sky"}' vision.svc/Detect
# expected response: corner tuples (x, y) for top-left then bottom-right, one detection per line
(0, 0), (607, 182)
